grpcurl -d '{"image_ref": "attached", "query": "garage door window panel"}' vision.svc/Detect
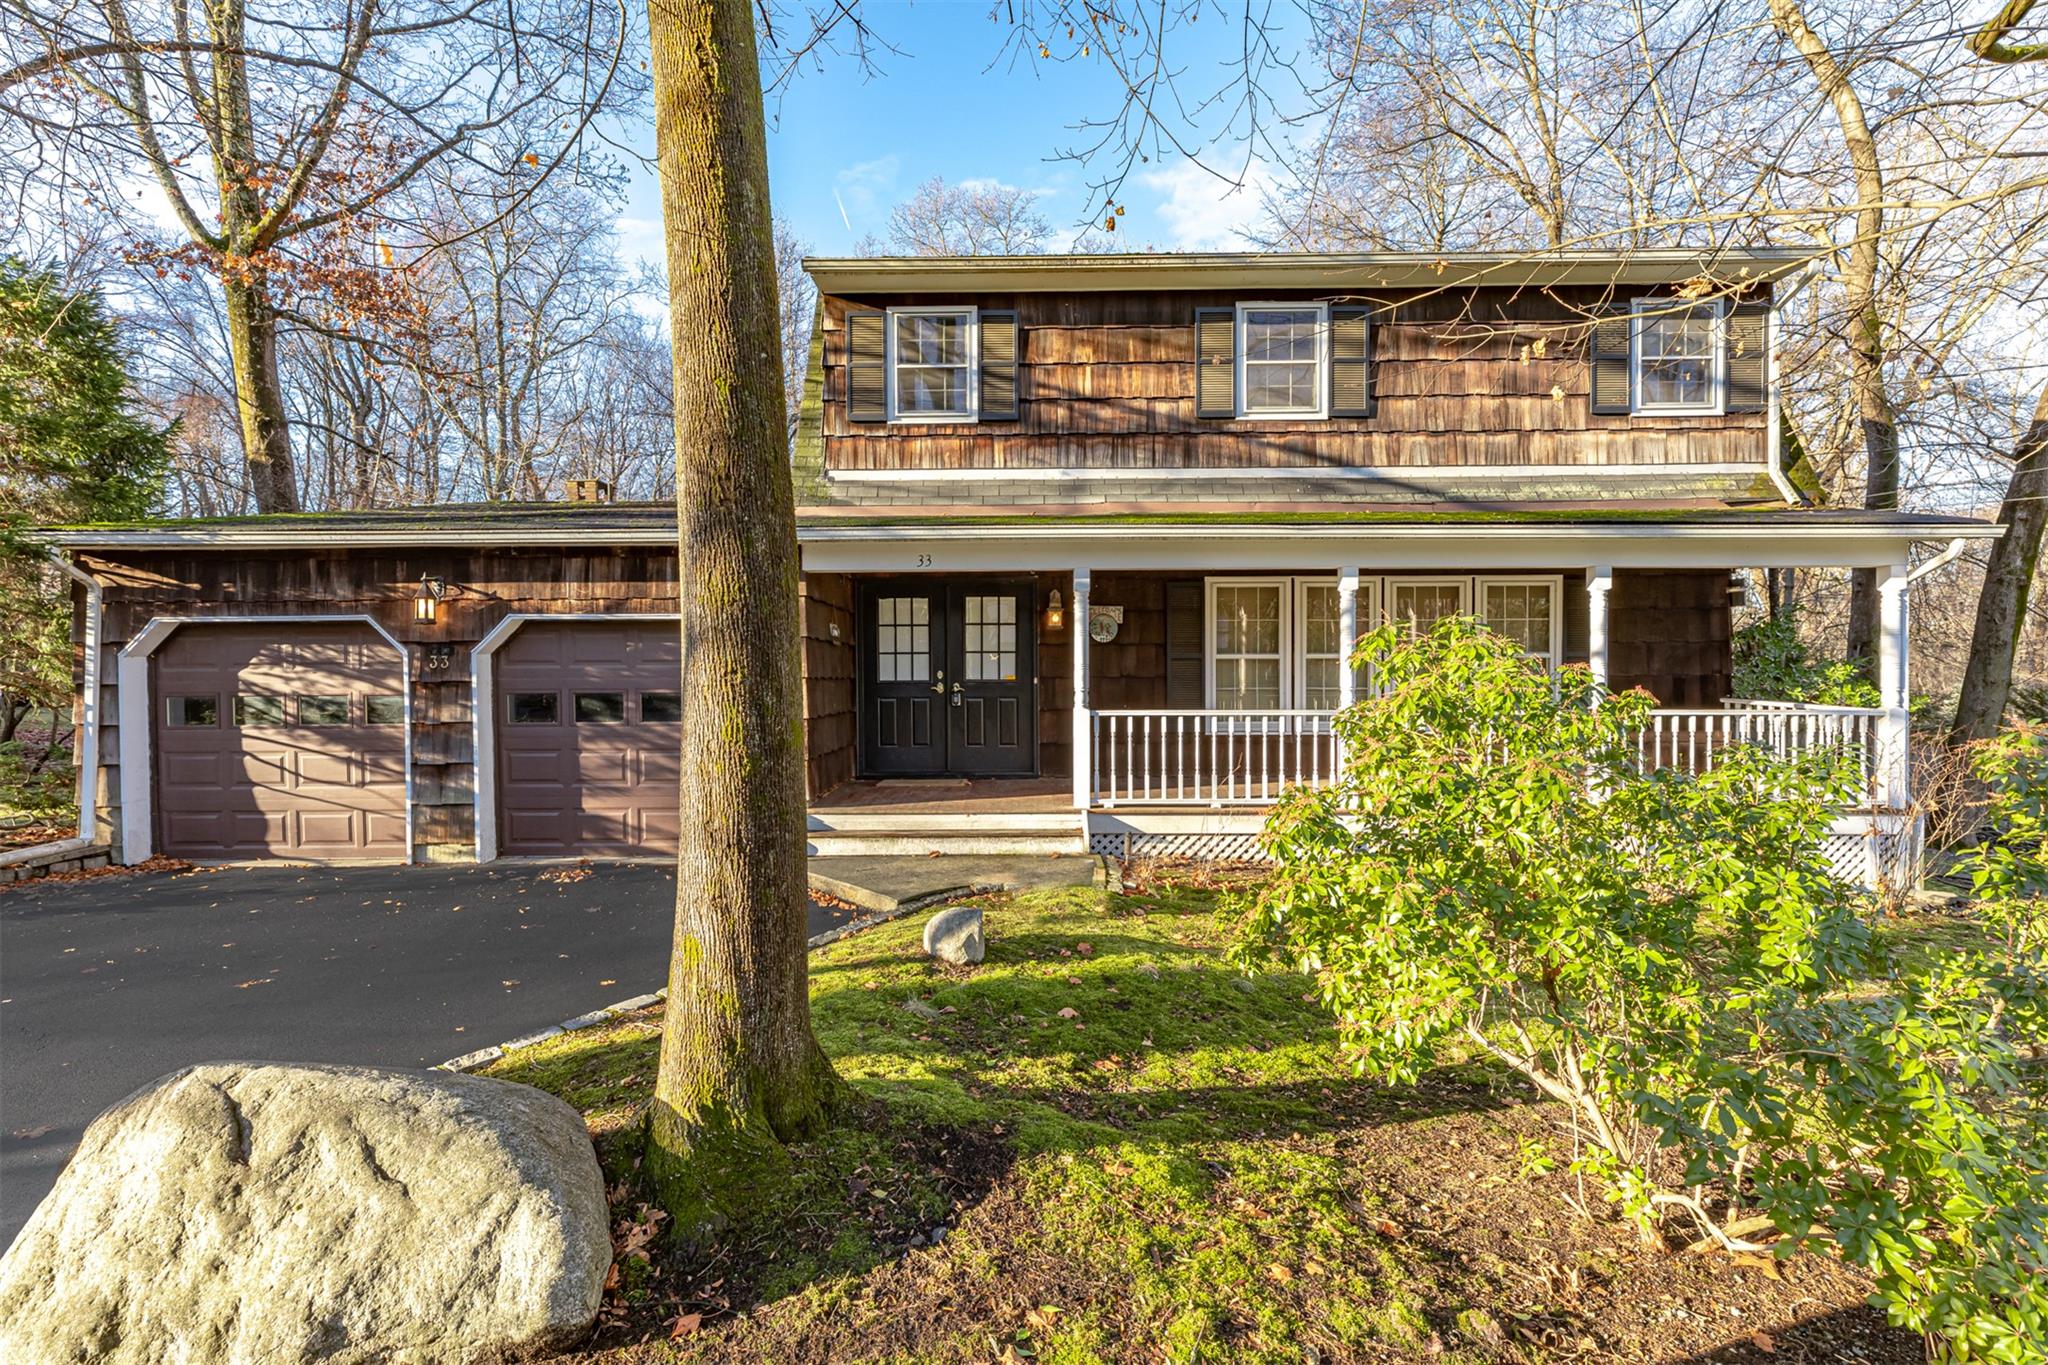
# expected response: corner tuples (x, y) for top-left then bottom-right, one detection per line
(576, 692), (626, 723)
(233, 695), (285, 726)
(166, 695), (219, 727)
(641, 691), (682, 722)
(510, 692), (559, 724)
(299, 695), (351, 726)
(365, 695), (406, 725)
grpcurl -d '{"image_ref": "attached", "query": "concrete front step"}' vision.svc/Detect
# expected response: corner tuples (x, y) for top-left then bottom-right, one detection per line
(807, 810), (1081, 833)
(806, 829), (1086, 857)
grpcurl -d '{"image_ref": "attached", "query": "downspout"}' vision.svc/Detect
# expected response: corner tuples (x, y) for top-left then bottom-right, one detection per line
(1905, 536), (1968, 585)
(46, 549), (102, 846)
(1765, 259), (1828, 506)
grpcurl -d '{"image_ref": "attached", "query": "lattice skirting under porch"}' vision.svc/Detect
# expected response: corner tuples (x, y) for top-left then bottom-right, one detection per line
(1092, 816), (1917, 893)
(1089, 831), (1268, 862)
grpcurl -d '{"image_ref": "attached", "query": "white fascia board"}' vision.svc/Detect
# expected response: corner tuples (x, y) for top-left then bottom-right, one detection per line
(798, 522), (2002, 574)
(45, 526), (683, 550)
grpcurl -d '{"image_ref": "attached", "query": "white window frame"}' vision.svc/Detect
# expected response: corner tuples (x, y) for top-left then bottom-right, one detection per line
(1384, 576), (1473, 635)
(1205, 577), (1292, 712)
(886, 305), (979, 424)
(1630, 297), (1724, 415)
(1475, 574), (1565, 671)
(1234, 301), (1329, 421)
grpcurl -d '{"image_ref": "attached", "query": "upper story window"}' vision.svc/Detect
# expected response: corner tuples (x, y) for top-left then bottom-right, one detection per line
(1632, 299), (1724, 414)
(889, 307), (977, 421)
(1237, 303), (1328, 419)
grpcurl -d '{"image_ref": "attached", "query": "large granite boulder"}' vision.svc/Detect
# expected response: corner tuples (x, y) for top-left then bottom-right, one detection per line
(0, 1062), (611, 1365)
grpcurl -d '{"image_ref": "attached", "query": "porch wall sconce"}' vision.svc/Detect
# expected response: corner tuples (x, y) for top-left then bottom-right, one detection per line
(1045, 589), (1065, 632)
(412, 574), (447, 624)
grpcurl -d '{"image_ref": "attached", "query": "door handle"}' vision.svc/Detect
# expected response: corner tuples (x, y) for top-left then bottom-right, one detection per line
(929, 669), (945, 695)
(950, 682), (964, 708)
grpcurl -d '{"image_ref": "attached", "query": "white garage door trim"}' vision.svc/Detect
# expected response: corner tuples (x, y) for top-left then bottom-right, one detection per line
(470, 613), (682, 863)
(117, 615), (414, 865)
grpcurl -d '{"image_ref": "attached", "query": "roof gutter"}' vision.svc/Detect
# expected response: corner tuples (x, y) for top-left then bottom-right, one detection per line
(39, 518), (2005, 552)
(45, 549), (101, 847)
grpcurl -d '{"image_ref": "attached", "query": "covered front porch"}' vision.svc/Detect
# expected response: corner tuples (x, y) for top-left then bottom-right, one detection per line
(795, 511), (1984, 885)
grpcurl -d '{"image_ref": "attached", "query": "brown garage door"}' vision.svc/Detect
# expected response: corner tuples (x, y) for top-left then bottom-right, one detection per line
(496, 620), (681, 857)
(153, 622), (408, 861)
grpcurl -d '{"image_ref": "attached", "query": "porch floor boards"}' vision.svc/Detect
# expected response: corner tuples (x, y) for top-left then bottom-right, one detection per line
(811, 777), (1072, 815)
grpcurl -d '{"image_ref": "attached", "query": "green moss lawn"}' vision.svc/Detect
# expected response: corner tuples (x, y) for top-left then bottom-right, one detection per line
(487, 873), (1917, 1365)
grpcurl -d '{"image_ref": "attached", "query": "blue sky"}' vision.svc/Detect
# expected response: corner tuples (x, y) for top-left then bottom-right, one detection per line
(612, 1), (1311, 273)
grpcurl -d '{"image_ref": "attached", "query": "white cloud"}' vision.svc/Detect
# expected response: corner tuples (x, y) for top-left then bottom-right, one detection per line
(834, 154), (900, 220)
(1138, 158), (1275, 250)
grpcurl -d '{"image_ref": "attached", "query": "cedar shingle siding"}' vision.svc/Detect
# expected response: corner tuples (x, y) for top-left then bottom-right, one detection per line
(818, 287), (1766, 472)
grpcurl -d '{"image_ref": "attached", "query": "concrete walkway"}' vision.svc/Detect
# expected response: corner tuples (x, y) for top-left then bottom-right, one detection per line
(809, 854), (1109, 912)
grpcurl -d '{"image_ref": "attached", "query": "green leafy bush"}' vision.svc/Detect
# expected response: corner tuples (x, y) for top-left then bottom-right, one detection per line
(1238, 619), (2048, 1362)
(1956, 728), (2048, 959)
(0, 737), (75, 824)
(1731, 607), (1882, 707)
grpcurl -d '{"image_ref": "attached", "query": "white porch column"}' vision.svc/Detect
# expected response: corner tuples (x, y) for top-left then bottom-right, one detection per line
(1336, 567), (1360, 710)
(1876, 562), (1911, 811)
(1071, 568), (1092, 811)
(1586, 566), (1614, 700)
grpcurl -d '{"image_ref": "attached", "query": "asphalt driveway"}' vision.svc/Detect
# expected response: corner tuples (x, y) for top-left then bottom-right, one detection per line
(0, 861), (847, 1251)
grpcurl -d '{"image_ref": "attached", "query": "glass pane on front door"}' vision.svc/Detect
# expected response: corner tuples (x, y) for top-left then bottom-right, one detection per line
(875, 596), (931, 683)
(963, 595), (1018, 681)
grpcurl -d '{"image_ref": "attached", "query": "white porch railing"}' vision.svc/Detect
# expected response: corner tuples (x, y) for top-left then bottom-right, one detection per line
(1635, 705), (1885, 789)
(1091, 710), (1340, 807)
(1087, 702), (1895, 809)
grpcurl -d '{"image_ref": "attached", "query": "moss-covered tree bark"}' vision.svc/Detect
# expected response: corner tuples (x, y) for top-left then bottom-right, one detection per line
(643, 0), (841, 1232)
(1952, 381), (2048, 744)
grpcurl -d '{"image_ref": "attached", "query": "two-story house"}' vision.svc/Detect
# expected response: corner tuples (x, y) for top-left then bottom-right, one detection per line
(41, 251), (1998, 886)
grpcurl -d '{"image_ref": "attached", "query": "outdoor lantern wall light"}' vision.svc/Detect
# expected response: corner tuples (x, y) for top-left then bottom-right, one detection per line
(412, 574), (446, 624)
(1045, 589), (1065, 632)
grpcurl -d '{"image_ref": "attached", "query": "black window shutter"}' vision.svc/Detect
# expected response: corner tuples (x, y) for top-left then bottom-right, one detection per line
(1194, 308), (1236, 419)
(1724, 300), (1769, 413)
(978, 310), (1019, 420)
(1165, 579), (1206, 707)
(1589, 307), (1632, 416)
(1330, 307), (1374, 417)
(845, 311), (886, 422)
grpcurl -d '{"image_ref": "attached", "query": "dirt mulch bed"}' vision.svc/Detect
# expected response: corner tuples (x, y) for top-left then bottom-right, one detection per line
(0, 820), (77, 853)
(556, 1084), (1915, 1365)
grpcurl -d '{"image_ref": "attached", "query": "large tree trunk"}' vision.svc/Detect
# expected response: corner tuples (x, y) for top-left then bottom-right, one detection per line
(1952, 381), (2048, 743)
(643, 0), (840, 1233)
(221, 273), (301, 513)
(1769, 0), (1894, 677)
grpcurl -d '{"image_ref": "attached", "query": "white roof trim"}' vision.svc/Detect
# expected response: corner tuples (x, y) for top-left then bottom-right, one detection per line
(43, 516), (1998, 553)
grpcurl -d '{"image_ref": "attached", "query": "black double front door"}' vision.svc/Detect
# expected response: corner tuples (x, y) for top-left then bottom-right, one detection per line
(859, 579), (1037, 777)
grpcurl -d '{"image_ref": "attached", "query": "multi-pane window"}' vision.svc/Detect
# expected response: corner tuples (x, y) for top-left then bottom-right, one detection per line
(963, 595), (1018, 681)
(891, 309), (974, 418)
(1387, 580), (1470, 635)
(1634, 302), (1721, 411)
(1298, 582), (1345, 711)
(1212, 582), (1285, 709)
(875, 596), (931, 683)
(1480, 580), (1558, 669)
(1238, 305), (1325, 416)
